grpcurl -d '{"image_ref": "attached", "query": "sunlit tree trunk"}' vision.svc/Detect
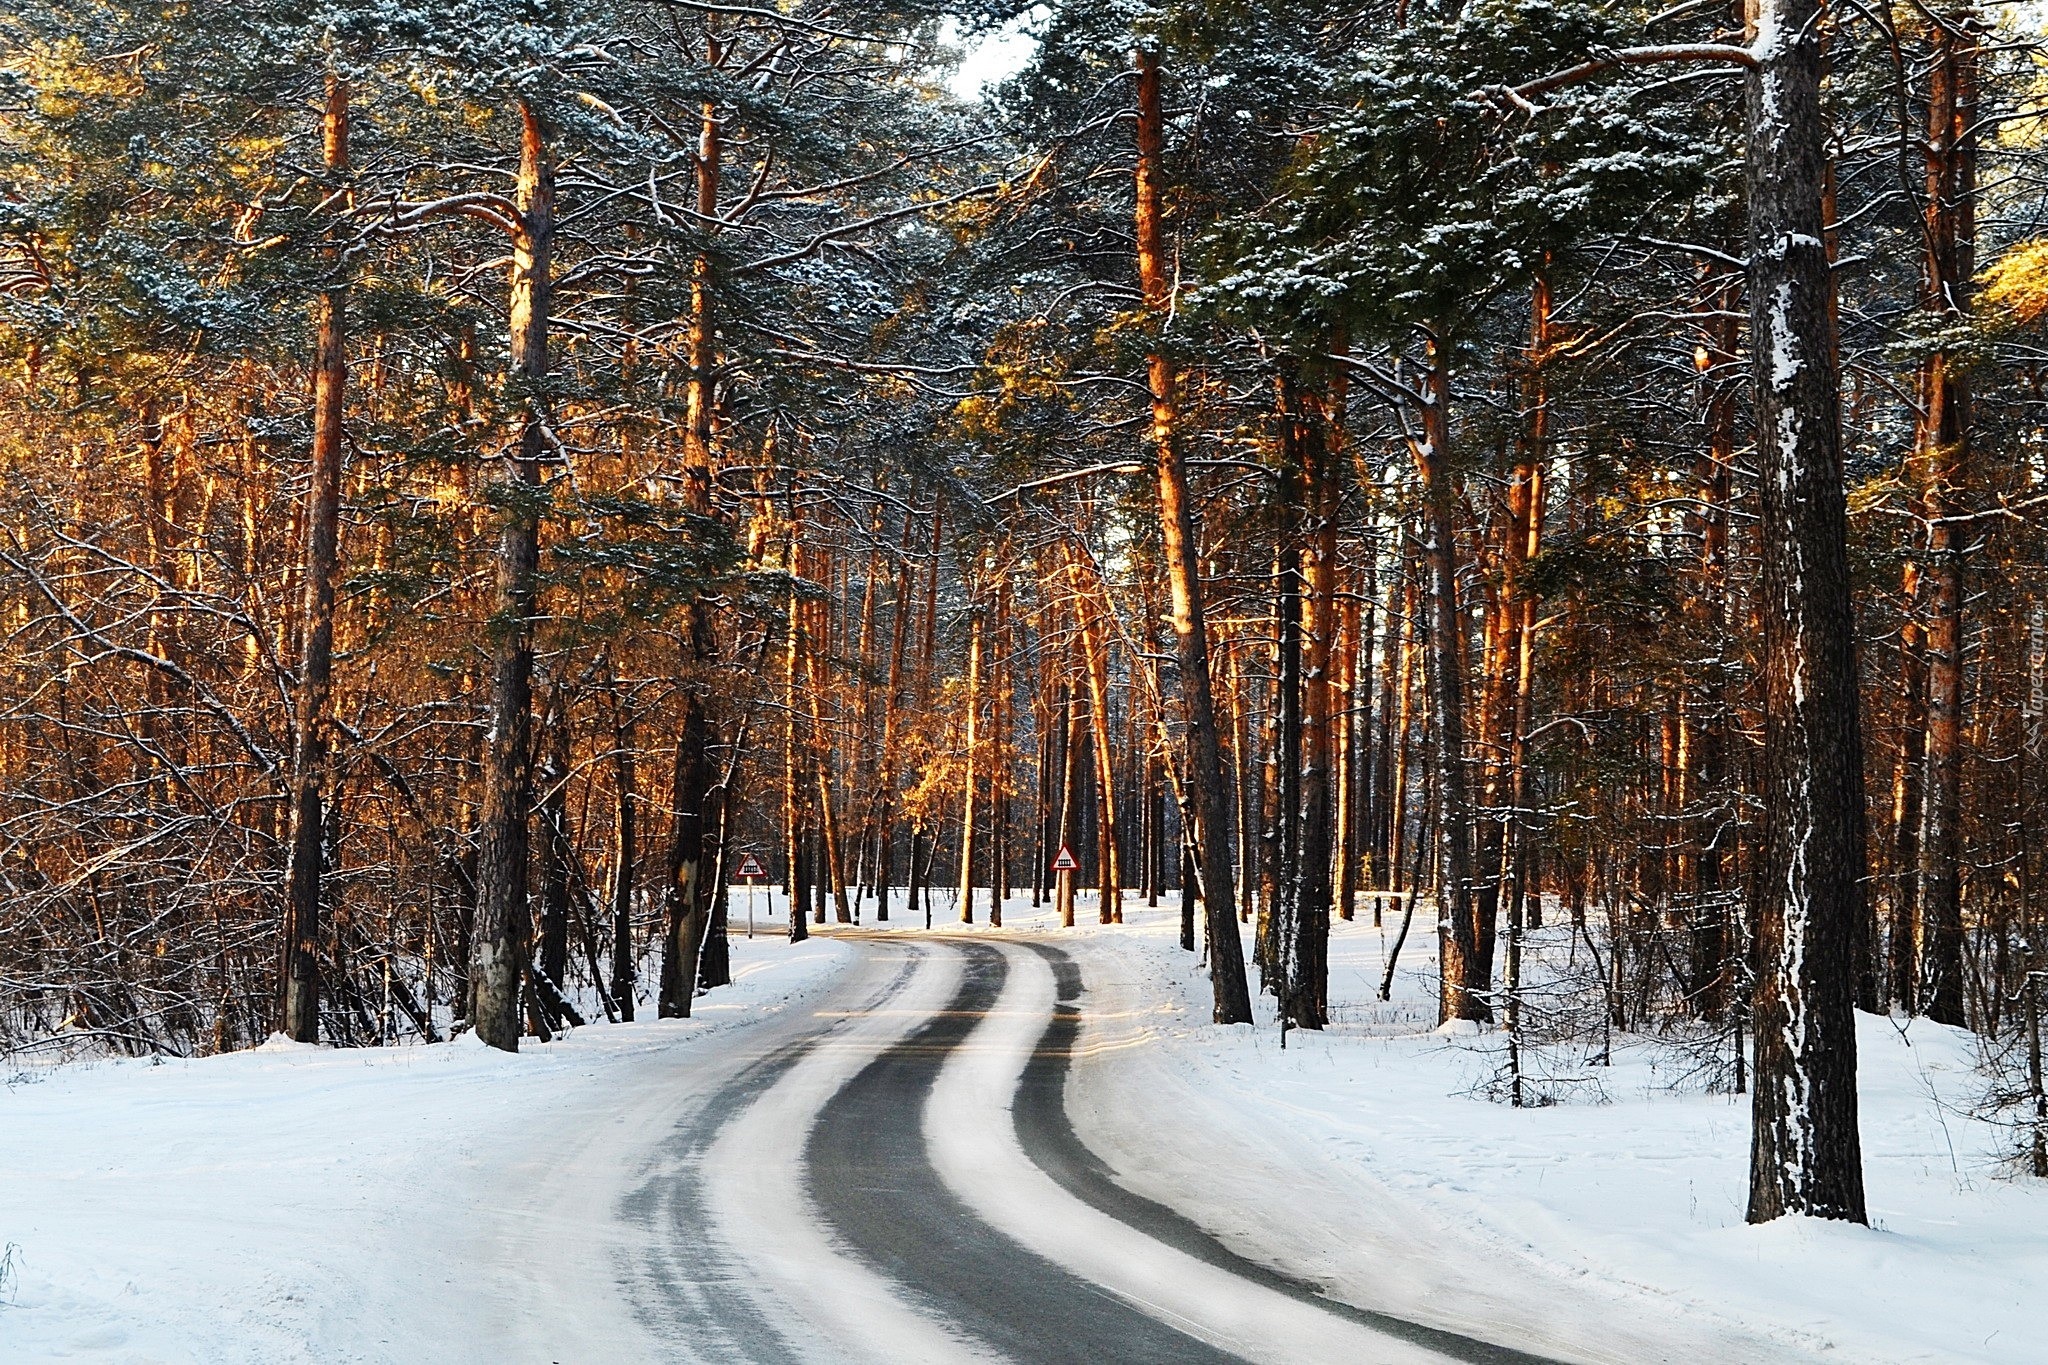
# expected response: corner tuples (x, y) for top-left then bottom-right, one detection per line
(1135, 44), (1251, 1022)
(470, 101), (553, 1052)
(1076, 576), (1121, 923)
(959, 601), (983, 923)
(1915, 12), (1976, 1028)
(783, 523), (809, 945)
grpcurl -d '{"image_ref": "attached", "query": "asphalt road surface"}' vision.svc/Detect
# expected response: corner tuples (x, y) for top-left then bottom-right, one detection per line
(618, 932), (1567, 1364)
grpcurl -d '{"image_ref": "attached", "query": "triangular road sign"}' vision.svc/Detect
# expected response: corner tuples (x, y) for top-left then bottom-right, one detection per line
(735, 852), (767, 879)
(1051, 844), (1079, 872)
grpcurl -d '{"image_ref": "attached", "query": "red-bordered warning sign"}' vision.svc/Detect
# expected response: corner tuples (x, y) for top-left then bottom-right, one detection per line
(1050, 844), (1079, 872)
(735, 852), (767, 879)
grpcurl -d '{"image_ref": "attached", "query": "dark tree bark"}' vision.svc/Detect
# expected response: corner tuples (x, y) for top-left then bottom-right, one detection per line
(874, 549), (912, 921)
(1057, 682), (1080, 928)
(534, 682), (573, 1029)
(1743, 0), (1870, 1224)
(1686, 284), (1736, 1016)
(604, 668), (637, 1020)
(659, 48), (726, 1017)
(1412, 338), (1488, 1024)
(699, 736), (739, 990)
(1288, 367), (1338, 1031)
(1257, 453), (1302, 990)
(281, 73), (348, 1044)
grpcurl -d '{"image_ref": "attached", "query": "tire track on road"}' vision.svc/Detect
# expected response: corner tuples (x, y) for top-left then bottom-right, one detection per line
(624, 944), (926, 1362)
(1014, 941), (1565, 1365)
(806, 938), (1246, 1364)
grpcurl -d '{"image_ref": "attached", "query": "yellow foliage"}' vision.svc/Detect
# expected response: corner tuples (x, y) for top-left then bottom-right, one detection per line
(1977, 239), (2048, 330)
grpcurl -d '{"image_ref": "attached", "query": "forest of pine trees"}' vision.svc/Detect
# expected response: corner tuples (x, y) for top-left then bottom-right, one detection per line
(5, 0), (2048, 1221)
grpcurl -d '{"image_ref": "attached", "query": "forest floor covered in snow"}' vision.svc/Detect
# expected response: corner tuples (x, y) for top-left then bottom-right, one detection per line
(1007, 893), (2048, 1365)
(2, 888), (2042, 1363)
(0, 933), (854, 1363)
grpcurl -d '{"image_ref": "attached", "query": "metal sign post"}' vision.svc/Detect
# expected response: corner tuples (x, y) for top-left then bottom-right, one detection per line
(735, 852), (768, 939)
(1051, 843), (1078, 926)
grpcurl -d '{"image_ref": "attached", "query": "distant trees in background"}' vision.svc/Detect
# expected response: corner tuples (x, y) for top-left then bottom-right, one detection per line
(3, 0), (2048, 1204)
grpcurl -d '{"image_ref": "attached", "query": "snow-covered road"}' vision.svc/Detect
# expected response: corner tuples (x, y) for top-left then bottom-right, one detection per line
(607, 932), (1557, 1362)
(8, 914), (2014, 1362)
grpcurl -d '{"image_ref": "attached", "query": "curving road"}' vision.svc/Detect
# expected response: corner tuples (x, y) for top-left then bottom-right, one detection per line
(617, 932), (1569, 1364)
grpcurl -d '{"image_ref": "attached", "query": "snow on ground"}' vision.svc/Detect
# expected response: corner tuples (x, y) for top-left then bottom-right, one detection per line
(973, 890), (2048, 1365)
(0, 931), (852, 1364)
(5, 880), (2042, 1365)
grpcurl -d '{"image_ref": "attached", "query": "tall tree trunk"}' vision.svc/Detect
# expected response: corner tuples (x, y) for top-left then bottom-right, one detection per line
(958, 602), (983, 923)
(1334, 579), (1363, 924)
(1374, 545), (1409, 918)
(875, 551), (911, 921)
(1497, 282), (1549, 995)
(1258, 461), (1302, 988)
(699, 726), (742, 989)
(535, 682), (573, 1028)
(1231, 642), (1258, 924)
(605, 670), (637, 1020)
(1687, 287), (1736, 1016)
(809, 595), (853, 925)
(660, 51), (726, 1015)
(1412, 337), (1487, 1024)
(783, 521), (810, 945)
(1079, 585), (1121, 923)
(469, 101), (552, 1053)
(1915, 13), (1975, 1029)
(1058, 682), (1080, 927)
(991, 587), (1011, 923)
(1135, 44), (1252, 1022)
(1289, 368), (1338, 1031)
(282, 74), (348, 1044)
(1891, 600), (1926, 1012)
(1479, 273), (1550, 988)
(1743, 0), (1870, 1223)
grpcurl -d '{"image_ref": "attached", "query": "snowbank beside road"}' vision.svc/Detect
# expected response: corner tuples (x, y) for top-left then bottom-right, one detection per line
(0, 933), (853, 1364)
(1018, 895), (2047, 1365)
